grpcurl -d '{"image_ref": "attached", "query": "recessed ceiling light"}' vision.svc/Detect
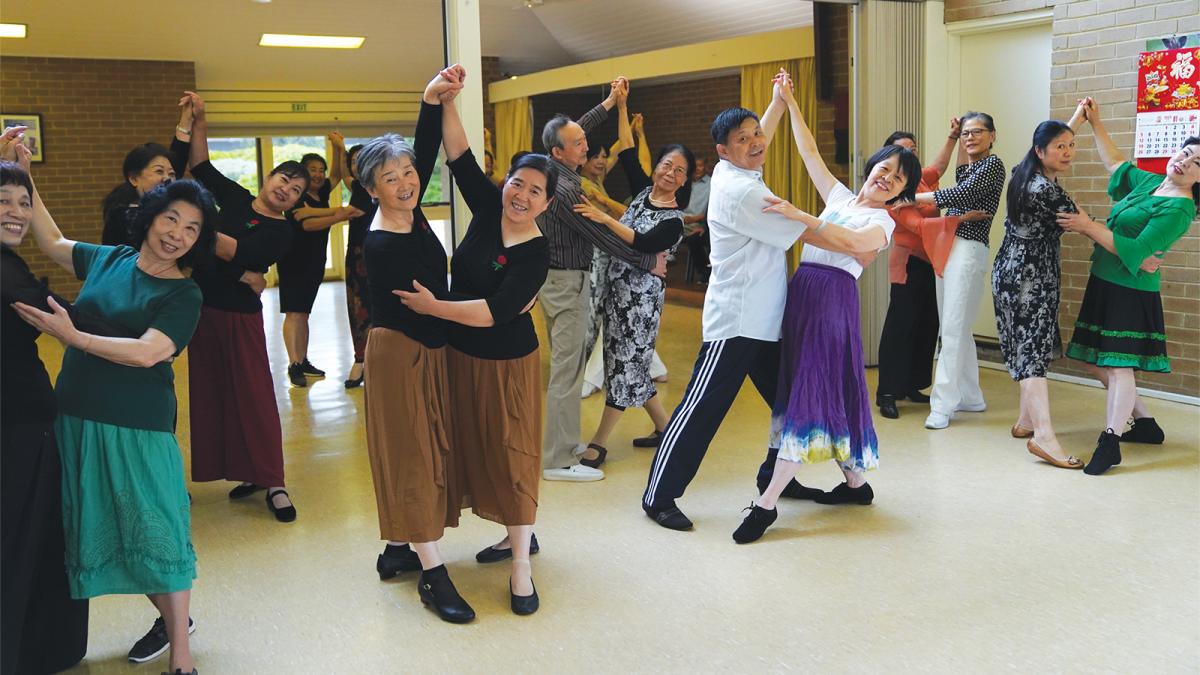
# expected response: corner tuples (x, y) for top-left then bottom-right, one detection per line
(259, 33), (365, 49)
(0, 23), (27, 38)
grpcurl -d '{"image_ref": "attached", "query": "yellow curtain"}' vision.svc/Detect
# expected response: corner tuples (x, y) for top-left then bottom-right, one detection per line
(740, 58), (818, 270)
(494, 97), (533, 173)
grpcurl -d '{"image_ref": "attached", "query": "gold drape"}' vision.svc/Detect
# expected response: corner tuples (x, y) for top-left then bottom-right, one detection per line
(740, 58), (819, 270)
(494, 97), (533, 173)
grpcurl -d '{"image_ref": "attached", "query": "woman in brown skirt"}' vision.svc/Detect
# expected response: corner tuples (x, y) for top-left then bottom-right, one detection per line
(397, 65), (551, 616)
(359, 73), (474, 623)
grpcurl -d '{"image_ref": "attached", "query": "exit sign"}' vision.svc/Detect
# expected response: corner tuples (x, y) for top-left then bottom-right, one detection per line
(291, 103), (308, 112)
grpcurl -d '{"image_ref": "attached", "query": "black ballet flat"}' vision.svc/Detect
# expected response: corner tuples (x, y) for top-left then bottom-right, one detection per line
(476, 533), (540, 564)
(579, 443), (607, 469)
(344, 374), (364, 389)
(632, 430), (663, 448)
(510, 578), (540, 616)
(377, 544), (422, 580)
(815, 482), (874, 505)
(907, 389), (931, 403)
(228, 483), (264, 500)
(160, 669), (198, 675)
(1121, 417), (1164, 445)
(418, 565), (475, 624)
(266, 489), (297, 522)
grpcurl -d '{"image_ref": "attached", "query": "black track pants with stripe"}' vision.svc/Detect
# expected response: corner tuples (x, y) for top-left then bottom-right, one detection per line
(642, 337), (783, 509)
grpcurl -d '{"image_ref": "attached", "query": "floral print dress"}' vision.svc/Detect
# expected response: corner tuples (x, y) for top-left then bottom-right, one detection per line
(602, 186), (682, 409)
(991, 173), (1077, 380)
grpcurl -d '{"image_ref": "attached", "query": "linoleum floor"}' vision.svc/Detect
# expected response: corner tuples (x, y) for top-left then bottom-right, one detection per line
(45, 282), (1200, 674)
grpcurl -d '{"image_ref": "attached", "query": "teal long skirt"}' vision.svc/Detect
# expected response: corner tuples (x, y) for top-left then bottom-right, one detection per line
(55, 414), (196, 599)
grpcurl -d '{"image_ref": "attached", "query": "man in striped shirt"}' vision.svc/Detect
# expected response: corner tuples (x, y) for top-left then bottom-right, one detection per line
(537, 76), (666, 482)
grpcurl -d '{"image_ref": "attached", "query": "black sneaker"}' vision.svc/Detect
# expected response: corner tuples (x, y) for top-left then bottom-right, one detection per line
(287, 363), (307, 387)
(128, 616), (196, 663)
(732, 503), (778, 544)
(299, 359), (325, 377)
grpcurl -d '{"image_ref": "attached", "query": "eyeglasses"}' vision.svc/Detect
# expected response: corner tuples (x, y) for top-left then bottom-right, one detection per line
(961, 129), (992, 138)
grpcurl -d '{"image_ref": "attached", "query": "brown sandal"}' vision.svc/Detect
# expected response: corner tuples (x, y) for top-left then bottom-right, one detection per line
(1027, 439), (1083, 469)
(579, 443), (607, 469)
(1011, 424), (1034, 439)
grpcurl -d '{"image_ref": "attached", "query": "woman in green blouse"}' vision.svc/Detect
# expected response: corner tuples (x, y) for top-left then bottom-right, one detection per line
(13, 179), (216, 675)
(1057, 97), (1199, 476)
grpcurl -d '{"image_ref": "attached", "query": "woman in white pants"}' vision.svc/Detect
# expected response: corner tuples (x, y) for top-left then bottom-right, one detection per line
(914, 112), (1005, 430)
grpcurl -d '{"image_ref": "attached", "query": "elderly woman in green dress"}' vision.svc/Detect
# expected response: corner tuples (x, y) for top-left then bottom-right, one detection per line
(1057, 97), (1199, 475)
(14, 177), (216, 675)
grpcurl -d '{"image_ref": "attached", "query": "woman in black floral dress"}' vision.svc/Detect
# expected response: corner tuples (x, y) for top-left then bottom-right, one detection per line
(573, 89), (690, 467)
(992, 113), (1085, 469)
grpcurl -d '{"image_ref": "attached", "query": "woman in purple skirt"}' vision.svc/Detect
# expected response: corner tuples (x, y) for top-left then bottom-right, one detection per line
(732, 79), (921, 544)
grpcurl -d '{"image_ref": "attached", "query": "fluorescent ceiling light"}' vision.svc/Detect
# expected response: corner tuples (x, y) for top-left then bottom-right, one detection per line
(259, 33), (364, 49)
(0, 23), (28, 38)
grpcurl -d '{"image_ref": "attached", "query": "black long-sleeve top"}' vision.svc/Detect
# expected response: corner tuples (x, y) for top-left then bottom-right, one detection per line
(190, 161), (293, 313)
(1, 246), (136, 427)
(445, 149), (549, 360)
(346, 179), (377, 252)
(101, 138), (191, 246)
(279, 179), (334, 274)
(933, 154), (1005, 245)
(536, 104), (657, 272)
(616, 148), (685, 253)
(363, 101), (449, 348)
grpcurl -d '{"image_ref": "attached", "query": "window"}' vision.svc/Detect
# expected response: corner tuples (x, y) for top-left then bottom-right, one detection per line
(208, 138), (259, 193)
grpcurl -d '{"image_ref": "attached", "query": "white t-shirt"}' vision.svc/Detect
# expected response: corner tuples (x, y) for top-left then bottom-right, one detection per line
(800, 182), (895, 279)
(701, 160), (807, 342)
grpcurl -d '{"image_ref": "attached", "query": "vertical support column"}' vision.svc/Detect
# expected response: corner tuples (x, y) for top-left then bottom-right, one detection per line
(443, 0), (485, 247)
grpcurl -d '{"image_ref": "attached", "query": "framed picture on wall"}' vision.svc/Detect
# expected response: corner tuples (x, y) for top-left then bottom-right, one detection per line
(0, 113), (44, 163)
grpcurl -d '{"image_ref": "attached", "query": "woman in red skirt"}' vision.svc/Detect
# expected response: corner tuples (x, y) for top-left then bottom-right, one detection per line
(183, 92), (309, 522)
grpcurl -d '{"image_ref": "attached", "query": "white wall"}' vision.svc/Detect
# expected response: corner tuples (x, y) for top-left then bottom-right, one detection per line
(936, 13), (1052, 339)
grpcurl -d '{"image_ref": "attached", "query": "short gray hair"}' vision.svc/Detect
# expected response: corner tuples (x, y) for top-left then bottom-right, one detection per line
(355, 133), (417, 190)
(541, 114), (571, 153)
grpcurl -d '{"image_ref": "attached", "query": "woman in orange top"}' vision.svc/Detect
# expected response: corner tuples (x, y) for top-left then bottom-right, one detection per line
(876, 120), (989, 419)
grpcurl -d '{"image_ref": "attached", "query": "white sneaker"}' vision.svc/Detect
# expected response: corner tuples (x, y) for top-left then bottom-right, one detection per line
(542, 464), (605, 482)
(956, 400), (987, 413)
(925, 412), (950, 430)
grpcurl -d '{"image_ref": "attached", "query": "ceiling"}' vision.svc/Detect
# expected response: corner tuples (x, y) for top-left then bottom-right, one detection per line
(0, 0), (812, 90)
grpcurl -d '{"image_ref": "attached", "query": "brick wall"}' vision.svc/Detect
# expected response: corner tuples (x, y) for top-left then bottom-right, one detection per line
(0, 56), (197, 297)
(817, 3), (852, 187)
(945, 0), (1054, 23)
(481, 55), (501, 144)
(946, 0), (1200, 395)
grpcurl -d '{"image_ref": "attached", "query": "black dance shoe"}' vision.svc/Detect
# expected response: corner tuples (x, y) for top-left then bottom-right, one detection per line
(732, 503), (778, 544)
(418, 565), (475, 624)
(286, 363), (307, 387)
(1084, 429), (1122, 476)
(644, 503), (693, 531)
(1121, 417), (1164, 445)
(266, 489), (297, 522)
(377, 544), (422, 580)
(160, 670), (198, 675)
(907, 389), (931, 403)
(300, 359), (326, 377)
(632, 430), (664, 448)
(815, 482), (874, 505)
(878, 394), (899, 419)
(510, 578), (539, 615)
(476, 533), (540, 564)
(228, 482), (264, 500)
(756, 477), (824, 501)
